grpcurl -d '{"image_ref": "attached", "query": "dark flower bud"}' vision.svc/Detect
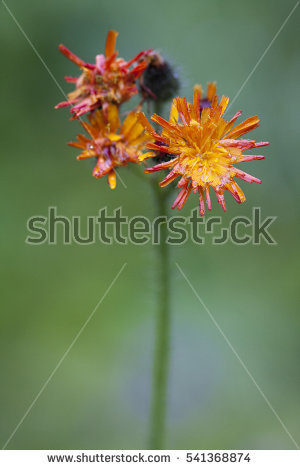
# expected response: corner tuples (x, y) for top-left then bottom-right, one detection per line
(140, 52), (180, 102)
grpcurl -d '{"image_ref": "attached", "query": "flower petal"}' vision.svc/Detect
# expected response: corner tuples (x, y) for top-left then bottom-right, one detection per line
(105, 30), (119, 58)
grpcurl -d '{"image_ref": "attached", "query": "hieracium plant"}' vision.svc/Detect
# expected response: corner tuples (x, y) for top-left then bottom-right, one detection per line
(56, 30), (269, 449)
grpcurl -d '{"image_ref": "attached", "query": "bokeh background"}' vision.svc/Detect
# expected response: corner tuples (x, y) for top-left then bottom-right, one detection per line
(1, 0), (299, 450)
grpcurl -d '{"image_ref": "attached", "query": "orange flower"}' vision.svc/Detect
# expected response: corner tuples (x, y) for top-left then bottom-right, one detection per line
(138, 85), (269, 214)
(68, 104), (150, 188)
(55, 30), (151, 119)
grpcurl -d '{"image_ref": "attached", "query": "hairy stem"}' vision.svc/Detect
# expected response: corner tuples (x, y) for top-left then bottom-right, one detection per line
(148, 179), (171, 449)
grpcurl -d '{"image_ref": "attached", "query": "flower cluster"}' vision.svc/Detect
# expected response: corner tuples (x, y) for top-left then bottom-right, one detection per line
(56, 30), (157, 188)
(56, 31), (269, 213)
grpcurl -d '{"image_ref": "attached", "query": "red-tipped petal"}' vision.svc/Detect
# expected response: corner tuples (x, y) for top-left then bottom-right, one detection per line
(205, 186), (212, 211)
(171, 187), (187, 209)
(198, 187), (205, 216)
(177, 176), (188, 188)
(238, 154), (265, 162)
(147, 143), (172, 153)
(177, 185), (192, 210)
(145, 158), (178, 173)
(127, 49), (153, 66)
(58, 44), (90, 68)
(254, 141), (269, 148)
(214, 190), (227, 212)
(160, 171), (178, 187)
(234, 168), (261, 184)
(131, 61), (148, 78)
(55, 100), (73, 109)
(64, 76), (78, 83)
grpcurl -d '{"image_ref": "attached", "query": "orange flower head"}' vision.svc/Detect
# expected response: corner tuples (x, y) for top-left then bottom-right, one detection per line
(138, 84), (269, 214)
(55, 30), (152, 119)
(68, 104), (150, 188)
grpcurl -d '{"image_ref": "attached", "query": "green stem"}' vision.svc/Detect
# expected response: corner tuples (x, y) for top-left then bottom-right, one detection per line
(149, 180), (170, 449)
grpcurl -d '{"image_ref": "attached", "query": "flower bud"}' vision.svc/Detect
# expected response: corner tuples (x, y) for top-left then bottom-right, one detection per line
(140, 52), (180, 102)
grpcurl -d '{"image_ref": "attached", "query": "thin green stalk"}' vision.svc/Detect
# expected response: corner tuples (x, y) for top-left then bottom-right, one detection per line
(148, 180), (171, 449)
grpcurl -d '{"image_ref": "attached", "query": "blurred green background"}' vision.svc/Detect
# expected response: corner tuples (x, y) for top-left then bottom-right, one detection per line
(1, 0), (299, 450)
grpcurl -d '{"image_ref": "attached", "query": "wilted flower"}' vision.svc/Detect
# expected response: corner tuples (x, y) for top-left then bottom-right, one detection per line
(55, 30), (151, 119)
(68, 104), (150, 188)
(138, 86), (269, 214)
